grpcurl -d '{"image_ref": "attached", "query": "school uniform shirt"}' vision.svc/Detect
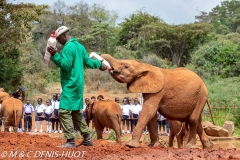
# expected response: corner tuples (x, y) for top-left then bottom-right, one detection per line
(131, 104), (142, 115)
(51, 99), (56, 108)
(35, 104), (46, 113)
(24, 104), (34, 114)
(45, 105), (54, 114)
(54, 101), (60, 110)
(121, 104), (132, 116)
(83, 104), (87, 111)
(160, 115), (166, 121)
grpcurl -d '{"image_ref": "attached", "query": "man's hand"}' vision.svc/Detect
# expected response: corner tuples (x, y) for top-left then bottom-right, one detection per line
(99, 60), (108, 71)
(47, 46), (57, 56)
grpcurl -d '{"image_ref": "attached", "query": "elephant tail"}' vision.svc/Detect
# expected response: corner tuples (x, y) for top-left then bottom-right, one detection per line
(206, 99), (215, 125)
(176, 122), (184, 137)
(13, 99), (17, 128)
(13, 110), (17, 128)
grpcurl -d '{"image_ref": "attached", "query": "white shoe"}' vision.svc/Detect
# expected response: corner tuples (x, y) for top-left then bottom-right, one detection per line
(126, 130), (130, 134)
(54, 130), (58, 133)
(39, 130), (42, 133)
(143, 131), (146, 135)
(59, 130), (62, 133)
(146, 131), (149, 135)
(122, 130), (125, 134)
(34, 129), (37, 133)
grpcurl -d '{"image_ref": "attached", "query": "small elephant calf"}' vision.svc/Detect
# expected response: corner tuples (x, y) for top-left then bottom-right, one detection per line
(169, 120), (189, 148)
(0, 92), (23, 132)
(85, 99), (122, 143)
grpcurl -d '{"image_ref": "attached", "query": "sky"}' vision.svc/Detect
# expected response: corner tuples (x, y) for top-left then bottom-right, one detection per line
(13, 0), (223, 24)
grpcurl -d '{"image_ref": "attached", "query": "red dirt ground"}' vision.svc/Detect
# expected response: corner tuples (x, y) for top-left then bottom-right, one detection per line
(2, 84), (239, 159)
(0, 132), (240, 160)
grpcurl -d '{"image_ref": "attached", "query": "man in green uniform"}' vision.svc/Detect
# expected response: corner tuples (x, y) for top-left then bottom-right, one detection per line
(47, 26), (106, 148)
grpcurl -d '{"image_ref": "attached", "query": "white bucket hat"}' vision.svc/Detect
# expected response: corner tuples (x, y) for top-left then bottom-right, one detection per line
(55, 26), (69, 38)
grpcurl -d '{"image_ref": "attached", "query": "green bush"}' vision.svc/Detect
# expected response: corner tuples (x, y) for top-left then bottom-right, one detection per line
(202, 77), (240, 133)
(0, 48), (23, 92)
(189, 40), (240, 78)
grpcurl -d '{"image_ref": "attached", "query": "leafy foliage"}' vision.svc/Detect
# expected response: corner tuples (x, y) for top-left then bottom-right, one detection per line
(189, 38), (240, 78)
(118, 10), (161, 47)
(195, 0), (240, 33)
(0, 0), (48, 50)
(0, 48), (23, 91)
(138, 22), (212, 66)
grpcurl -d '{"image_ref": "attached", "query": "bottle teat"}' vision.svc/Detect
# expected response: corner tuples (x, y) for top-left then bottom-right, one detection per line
(51, 31), (56, 37)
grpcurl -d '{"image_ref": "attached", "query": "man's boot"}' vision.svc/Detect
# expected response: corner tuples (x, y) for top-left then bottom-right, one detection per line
(76, 133), (93, 147)
(58, 138), (75, 148)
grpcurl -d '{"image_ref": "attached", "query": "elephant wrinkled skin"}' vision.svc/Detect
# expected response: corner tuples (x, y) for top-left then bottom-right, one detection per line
(101, 54), (213, 149)
(85, 99), (122, 143)
(0, 92), (23, 132)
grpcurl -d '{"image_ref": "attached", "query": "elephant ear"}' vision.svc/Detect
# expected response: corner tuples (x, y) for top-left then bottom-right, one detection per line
(127, 69), (164, 93)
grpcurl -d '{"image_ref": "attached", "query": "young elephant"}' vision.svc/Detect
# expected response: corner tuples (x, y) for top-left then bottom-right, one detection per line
(101, 54), (214, 148)
(169, 120), (189, 148)
(0, 92), (23, 132)
(85, 99), (122, 143)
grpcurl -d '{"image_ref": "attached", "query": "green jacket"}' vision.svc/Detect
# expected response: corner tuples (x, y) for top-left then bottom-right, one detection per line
(51, 38), (102, 110)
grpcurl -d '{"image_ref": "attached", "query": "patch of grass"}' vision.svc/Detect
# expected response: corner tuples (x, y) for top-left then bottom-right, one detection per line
(89, 130), (97, 139)
(202, 77), (240, 136)
(73, 132), (81, 139)
(143, 135), (150, 143)
(121, 136), (129, 141)
(103, 130), (117, 141)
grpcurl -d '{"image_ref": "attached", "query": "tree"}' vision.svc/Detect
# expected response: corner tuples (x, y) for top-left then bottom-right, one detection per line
(195, 0), (240, 33)
(0, 0), (48, 50)
(189, 39), (240, 78)
(118, 10), (162, 48)
(138, 22), (212, 66)
(0, 0), (47, 91)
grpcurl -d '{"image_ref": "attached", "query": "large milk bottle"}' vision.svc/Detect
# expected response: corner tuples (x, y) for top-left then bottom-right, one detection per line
(89, 52), (112, 70)
(44, 31), (57, 61)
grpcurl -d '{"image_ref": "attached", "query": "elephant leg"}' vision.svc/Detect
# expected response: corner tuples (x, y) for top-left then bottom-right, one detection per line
(112, 126), (122, 144)
(111, 120), (122, 143)
(126, 96), (159, 148)
(197, 116), (213, 149)
(2, 117), (10, 132)
(176, 134), (183, 148)
(94, 119), (103, 139)
(147, 115), (159, 147)
(169, 129), (174, 147)
(185, 121), (197, 148)
(13, 127), (18, 132)
(183, 131), (189, 147)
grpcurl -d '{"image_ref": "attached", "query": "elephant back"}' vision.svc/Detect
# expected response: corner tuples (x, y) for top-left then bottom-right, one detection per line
(94, 99), (122, 116)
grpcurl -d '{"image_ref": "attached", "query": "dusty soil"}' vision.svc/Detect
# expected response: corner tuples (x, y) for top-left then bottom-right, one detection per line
(0, 132), (240, 160)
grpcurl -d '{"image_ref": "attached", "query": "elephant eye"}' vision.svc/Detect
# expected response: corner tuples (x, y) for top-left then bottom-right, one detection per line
(124, 64), (129, 69)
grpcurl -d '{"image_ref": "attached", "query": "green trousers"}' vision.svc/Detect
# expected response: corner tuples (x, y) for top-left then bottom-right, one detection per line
(59, 109), (89, 139)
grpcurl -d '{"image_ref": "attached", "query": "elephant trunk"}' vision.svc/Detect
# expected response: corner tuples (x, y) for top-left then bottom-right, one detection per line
(101, 54), (117, 70)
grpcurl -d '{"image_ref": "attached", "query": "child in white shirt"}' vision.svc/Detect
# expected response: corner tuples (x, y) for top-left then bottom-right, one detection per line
(34, 98), (46, 133)
(44, 99), (54, 133)
(121, 97), (132, 134)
